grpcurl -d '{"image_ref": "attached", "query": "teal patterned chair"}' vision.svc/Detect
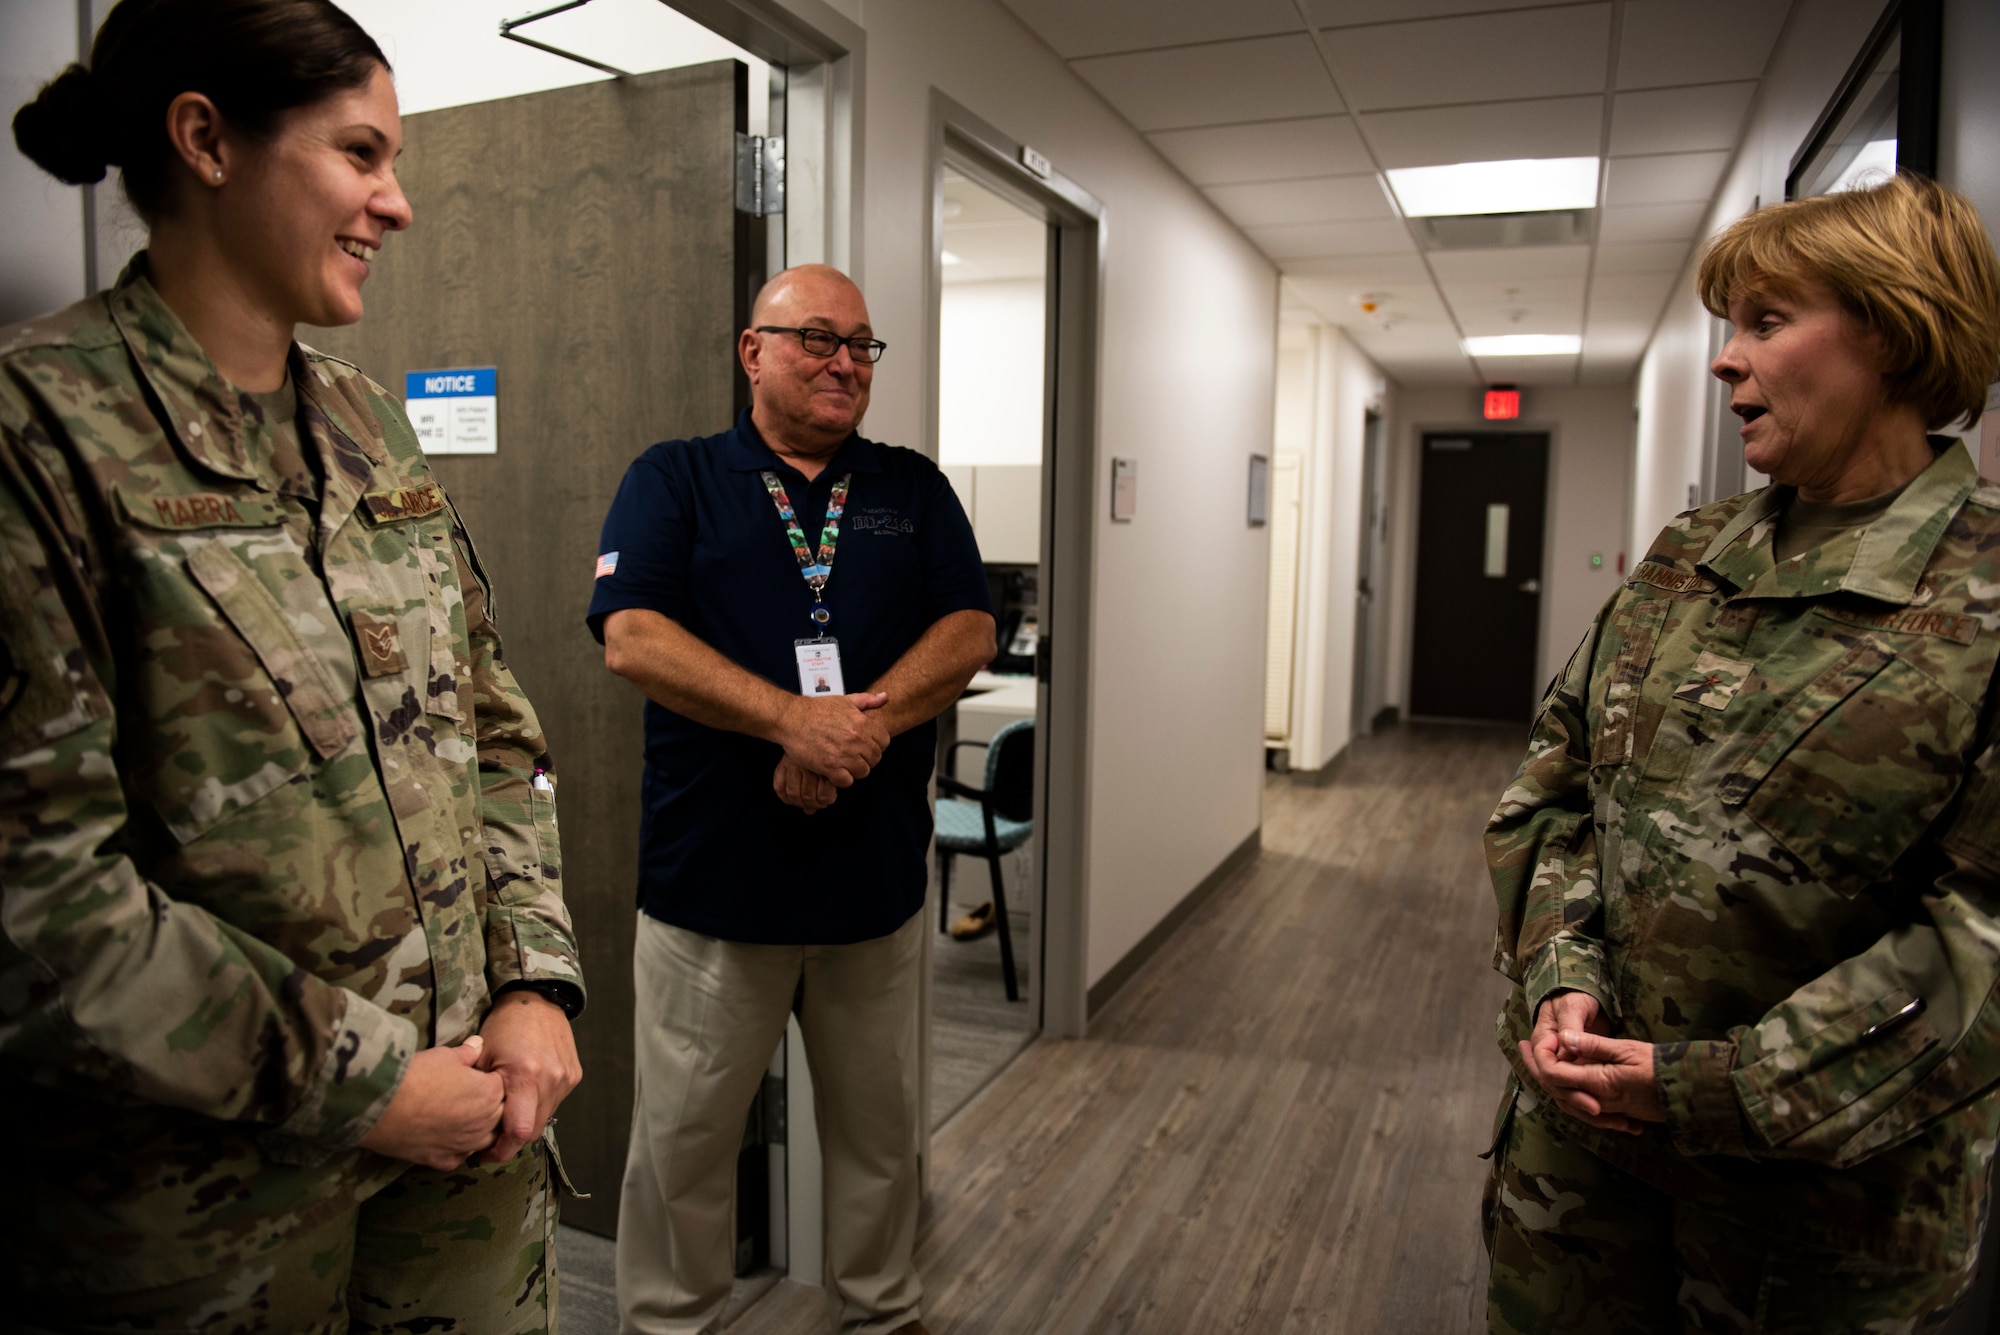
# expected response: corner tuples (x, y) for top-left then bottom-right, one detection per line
(936, 719), (1034, 1002)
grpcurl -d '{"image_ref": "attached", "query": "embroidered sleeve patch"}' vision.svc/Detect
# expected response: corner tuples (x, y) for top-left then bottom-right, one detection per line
(361, 483), (447, 525)
(118, 486), (282, 530)
(595, 552), (619, 579)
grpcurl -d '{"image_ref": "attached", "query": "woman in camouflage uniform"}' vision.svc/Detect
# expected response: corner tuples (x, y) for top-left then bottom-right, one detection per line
(1, 1), (585, 1329)
(1486, 173), (2000, 1332)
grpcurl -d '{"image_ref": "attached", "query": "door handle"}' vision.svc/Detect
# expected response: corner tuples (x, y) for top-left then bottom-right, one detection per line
(1517, 578), (1541, 594)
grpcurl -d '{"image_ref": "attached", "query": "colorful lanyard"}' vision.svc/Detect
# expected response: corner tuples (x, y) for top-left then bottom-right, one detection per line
(761, 470), (851, 627)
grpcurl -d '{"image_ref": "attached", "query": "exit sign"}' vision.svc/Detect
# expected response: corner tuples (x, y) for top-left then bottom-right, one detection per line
(1484, 387), (1520, 420)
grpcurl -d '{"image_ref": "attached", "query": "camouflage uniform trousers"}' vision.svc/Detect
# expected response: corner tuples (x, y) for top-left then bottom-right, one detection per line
(1482, 1084), (1968, 1335)
(16, 1143), (558, 1335)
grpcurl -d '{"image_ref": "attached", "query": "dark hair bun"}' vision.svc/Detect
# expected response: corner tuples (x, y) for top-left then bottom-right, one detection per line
(13, 64), (109, 186)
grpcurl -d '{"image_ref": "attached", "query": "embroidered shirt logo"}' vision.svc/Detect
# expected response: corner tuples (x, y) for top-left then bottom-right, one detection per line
(118, 486), (281, 530)
(1817, 605), (1980, 645)
(595, 552), (619, 579)
(362, 483), (447, 525)
(1672, 651), (1756, 710)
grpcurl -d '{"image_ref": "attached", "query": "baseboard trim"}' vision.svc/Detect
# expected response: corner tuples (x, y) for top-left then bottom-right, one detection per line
(1086, 827), (1262, 1019)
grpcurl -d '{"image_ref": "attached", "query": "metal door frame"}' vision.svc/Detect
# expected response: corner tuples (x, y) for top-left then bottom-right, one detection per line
(921, 95), (1104, 1146)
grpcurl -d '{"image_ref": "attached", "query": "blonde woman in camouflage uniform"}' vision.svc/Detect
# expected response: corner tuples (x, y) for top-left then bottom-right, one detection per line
(1484, 173), (2000, 1332)
(1, 1), (585, 1329)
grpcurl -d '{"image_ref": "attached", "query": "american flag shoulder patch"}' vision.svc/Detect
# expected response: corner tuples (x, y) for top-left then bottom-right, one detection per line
(595, 551), (619, 579)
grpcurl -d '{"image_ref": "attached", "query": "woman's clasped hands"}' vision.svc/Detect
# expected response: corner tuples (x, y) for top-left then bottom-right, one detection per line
(1517, 988), (1666, 1135)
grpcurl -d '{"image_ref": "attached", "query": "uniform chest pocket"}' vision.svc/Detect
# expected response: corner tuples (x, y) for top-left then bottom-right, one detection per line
(156, 536), (358, 843)
(350, 505), (466, 725)
(1720, 643), (1976, 896)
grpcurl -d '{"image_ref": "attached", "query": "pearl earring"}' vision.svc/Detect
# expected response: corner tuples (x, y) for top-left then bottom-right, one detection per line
(212, 169), (223, 182)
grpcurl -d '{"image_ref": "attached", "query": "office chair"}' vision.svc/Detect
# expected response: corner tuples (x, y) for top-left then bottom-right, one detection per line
(935, 719), (1034, 1002)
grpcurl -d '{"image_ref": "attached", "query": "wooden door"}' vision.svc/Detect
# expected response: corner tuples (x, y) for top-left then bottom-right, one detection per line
(306, 61), (757, 1235)
(1408, 431), (1549, 723)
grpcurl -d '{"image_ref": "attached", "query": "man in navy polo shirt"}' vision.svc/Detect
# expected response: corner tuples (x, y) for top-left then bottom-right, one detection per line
(590, 265), (995, 1335)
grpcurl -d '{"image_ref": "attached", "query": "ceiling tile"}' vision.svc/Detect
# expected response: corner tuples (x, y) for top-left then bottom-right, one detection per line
(1426, 246), (1592, 282)
(1279, 253), (1430, 283)
(1246, 218), (1416, 259)
(1578, 359), (1640, 386)
(996, 0), (1304, 59)
(1359, 95), (1604, 169)
(1589, 270), (1680, 302)
(1615, 0), (1789, 90)
(1207, 174), (1394, 227)
(1470, 353), (1583, 385)
(1149, 116), (1373, 186)
(1071, 35), (1342, 132)
(1594, 239), (1696, 274)
(1310, 0), (1588, 28)
(1321, 5), (1612, 112)
(1604, 150), (1731, 206)
(1598, 200), (1705, 243)
(1458, 314), (1586, 341)
(1588, 296), (1671, 327)
(1609, 82), (1756, 156)
(1439, 275), (1588, 305)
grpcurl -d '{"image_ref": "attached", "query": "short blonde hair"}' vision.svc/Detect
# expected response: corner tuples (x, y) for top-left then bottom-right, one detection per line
(1696, 173), (2000, 430)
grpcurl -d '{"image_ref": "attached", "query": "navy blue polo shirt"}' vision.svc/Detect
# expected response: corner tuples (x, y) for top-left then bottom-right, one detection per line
(586, 409), (992, 944)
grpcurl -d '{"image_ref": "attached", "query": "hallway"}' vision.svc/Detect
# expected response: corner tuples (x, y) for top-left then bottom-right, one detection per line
(731, 723), (1522, 1333)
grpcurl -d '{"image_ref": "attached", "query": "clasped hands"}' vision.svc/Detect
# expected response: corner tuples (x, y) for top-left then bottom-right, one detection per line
(357, 990), (582, 1172)
(771, 691), (891, 815)
(1518, 989), (1665, 1135)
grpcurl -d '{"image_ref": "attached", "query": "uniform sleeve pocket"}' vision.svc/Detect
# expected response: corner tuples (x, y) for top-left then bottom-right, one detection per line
(1726, 647), (1972, 896)
(1733, 989), (1937, 1147)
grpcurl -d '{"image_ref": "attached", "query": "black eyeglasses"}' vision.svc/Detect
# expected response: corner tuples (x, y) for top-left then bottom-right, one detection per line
(755, 326), (888, 364)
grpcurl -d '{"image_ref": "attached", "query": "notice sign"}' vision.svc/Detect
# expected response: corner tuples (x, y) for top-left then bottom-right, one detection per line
(405, 367), (497, 455)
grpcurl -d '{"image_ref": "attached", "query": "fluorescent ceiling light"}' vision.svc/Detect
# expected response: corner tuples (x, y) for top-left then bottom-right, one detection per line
(1463, 335), (1582, 357)
(1387, 157), (1600, 217)
(940, 250), (962, 266)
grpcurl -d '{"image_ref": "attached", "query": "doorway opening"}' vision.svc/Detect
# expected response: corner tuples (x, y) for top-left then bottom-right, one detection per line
(919, 98), (1103, 1151)
(1351, 409), (1389, 737)
(930, 166), (1047, 1126)
(1408, 431), (1550, 724)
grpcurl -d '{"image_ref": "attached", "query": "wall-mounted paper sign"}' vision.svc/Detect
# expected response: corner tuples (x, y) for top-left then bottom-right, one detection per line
(405, 367), (497, 455)
(1111, 457), (1138, 522)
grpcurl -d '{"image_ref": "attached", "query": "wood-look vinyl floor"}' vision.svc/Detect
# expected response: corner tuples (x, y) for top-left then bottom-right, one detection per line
(931, 907), (1036, 1130)
(728, 722), (1523, 1334)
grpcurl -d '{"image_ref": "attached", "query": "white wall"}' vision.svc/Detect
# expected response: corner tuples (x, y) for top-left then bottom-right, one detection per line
(1, 0), (85, 325)
(764, 0), (1278, 990)
(1386, 385), (1634, 698)
(939, 278), (1043, 467)
(1288, 326), (1389, 772)
(1628, 0), (1903, 555)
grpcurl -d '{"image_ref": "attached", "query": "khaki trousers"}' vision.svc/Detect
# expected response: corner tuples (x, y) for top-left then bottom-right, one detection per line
(617, 910), (924, 1335)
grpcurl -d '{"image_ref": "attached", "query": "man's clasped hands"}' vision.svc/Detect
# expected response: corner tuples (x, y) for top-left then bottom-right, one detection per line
(1518, 989), (1667, 1134)
(770, 690), (893, 815)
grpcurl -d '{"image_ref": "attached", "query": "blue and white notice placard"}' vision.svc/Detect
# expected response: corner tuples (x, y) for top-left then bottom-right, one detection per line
(405, 367), (497, 455)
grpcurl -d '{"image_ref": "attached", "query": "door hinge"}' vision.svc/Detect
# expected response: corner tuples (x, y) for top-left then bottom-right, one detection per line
(736, 134), (786, 217)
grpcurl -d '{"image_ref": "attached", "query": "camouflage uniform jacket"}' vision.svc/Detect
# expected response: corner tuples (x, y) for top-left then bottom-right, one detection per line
(0, 260), (585, 1294)
(1490, 441), (2000, 1269)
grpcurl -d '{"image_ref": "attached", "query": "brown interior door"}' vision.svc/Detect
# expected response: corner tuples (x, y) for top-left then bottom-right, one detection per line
(1408, 431), (1549, 723)
(306, 60), (759, 1234)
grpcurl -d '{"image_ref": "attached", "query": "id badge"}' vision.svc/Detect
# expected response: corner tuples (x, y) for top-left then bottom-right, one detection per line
(794, 637), (846, 696)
